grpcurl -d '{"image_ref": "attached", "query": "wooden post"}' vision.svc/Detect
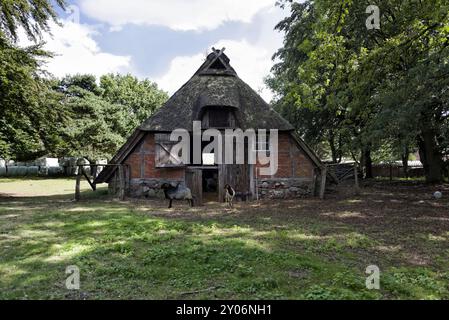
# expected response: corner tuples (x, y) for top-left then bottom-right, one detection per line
(249, 164), (255, 201)
(92, 164), (98, 180)
(354, 163), (360, 195)
(126, 165), (131, 196)
(118, 165), (125, 200)
(75, 169), (81, 201)
(319, 166), (327, 200)
(312, 168), (317, 197)
(255, 166), (259, 201)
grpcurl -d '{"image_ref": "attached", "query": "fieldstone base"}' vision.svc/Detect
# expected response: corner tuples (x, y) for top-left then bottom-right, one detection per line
(257, 178), (313, 199)
(110, 178), (314, 200)
(110, 178), (184, 199)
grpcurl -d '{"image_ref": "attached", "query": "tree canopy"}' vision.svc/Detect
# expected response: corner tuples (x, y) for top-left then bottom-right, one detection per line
(0, 0), (168, 162)
(0, 33), (66, 160)
(54, 74), (168, 161)
(269, 0), (449, 182)
(0, 0), (65, 41)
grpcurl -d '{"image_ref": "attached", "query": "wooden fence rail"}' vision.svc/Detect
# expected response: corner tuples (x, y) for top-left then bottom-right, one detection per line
(74, 164), (129, 201)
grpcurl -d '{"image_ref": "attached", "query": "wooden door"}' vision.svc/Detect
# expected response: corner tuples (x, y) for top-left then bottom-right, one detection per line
(218, 164), (250, 201)
(218, 136), (251, 201)
(185, 169), (203, 206)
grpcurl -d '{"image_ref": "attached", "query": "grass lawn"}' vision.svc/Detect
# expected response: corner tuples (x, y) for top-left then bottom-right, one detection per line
(0, 178), (448, 300)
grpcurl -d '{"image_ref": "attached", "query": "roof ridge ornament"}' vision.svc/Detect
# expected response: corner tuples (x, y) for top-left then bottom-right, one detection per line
(199, 47), (233, 75)
(211, 47), (226, 57)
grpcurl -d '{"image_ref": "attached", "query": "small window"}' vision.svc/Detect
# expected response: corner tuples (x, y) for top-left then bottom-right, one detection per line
(202, 153), (215, 166)
(208, 109), (230, 128)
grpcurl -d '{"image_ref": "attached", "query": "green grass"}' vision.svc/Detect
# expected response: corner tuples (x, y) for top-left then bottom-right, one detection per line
(0, 178), (448, 299)
(0, 178), (107, 197)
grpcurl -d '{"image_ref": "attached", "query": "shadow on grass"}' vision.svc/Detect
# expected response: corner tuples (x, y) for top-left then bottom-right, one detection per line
(0, 183), (448, 300)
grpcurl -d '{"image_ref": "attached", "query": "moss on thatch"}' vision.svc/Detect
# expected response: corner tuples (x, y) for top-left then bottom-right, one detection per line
(140, 74), (293, 131)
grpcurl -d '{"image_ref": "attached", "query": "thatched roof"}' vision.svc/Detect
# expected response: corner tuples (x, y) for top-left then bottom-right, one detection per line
(140, 49), (293, 131)
(94, 48), (321, 184)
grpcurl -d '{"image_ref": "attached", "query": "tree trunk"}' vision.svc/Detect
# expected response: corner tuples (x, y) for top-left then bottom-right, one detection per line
(417, 129), (443, 183)
(363, 148), (373, 179)
(337, 134), (343, 163)
(91, 165), (98, 179)
(328, 131), (338, 163)
(443, 161), (447, 181)
(401, 146), (409, 178)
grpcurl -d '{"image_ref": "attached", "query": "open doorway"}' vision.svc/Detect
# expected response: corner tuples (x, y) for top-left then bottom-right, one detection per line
(202, 168), (218, 203)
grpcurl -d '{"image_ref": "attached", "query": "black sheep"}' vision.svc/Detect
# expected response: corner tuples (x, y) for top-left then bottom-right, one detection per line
(160, 183), (194, 208)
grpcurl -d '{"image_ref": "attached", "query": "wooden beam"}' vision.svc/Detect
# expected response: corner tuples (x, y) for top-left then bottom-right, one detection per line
(354, 163), (360, 195)
(212, 47), (226, 57)
(290, 132), (338, 184)
(319, 166), (327, 200)
(75, 170), (81, 201)
(249, 164), (255, 201)
(312, 168), (318, 197)
(118, 165), (125, 200)
(82, 169), (96, 191)
(126, 165), (130, 196)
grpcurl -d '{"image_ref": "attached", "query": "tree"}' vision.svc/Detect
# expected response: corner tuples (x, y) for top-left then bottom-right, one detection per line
(0, 0), (169, 162)
(53, 74), (168, 161)
(100, 74), (168, 134)
(0, 0), (68, 160)
(269, 0), (449, 182)
(0, 0), (65, 42)
(0, 34), (70, 160)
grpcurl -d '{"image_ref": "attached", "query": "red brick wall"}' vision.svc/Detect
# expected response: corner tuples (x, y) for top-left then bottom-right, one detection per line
(256, 132), (315, 179)
(124, 132), (314, 181)
(126, 153), (141, 179)
(124, 133), (185, 180)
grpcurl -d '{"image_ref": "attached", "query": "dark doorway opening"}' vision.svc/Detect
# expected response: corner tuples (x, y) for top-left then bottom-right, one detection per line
(202, 168), (219, 202)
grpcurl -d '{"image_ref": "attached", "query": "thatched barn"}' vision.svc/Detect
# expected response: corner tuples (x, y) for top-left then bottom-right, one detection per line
(95, 49), (327, 204)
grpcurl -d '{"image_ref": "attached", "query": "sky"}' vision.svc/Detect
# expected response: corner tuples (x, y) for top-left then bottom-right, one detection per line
(21, 0), (290, 101)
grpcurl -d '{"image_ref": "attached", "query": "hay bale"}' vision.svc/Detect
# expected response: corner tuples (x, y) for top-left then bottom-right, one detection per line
(26, 166), (39, 176)
(76, 158), (91, 175)
(0, 167), (6, 176)
(94, 159), (108, 175)
(60, 157), (79, 175)
(35, 157), (59, 167)
(17, 166), (28, 176)
(8, 166), (27, 176)
(48, 166), (63, 176)
(0, 159), (5, 168)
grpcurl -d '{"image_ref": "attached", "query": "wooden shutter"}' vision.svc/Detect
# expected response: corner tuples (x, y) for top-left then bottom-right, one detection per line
(155, 134), (185, 168)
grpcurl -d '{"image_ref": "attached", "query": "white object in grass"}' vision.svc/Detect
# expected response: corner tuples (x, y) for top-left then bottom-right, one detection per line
(433, 191), (443, 199)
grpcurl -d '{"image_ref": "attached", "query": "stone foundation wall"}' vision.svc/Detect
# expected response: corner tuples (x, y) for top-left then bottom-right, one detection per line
(126, 178), (184, 198)
(111, 177), (316, 200)
(257, 178), (314, 199)
(111, 177), (315, 200)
